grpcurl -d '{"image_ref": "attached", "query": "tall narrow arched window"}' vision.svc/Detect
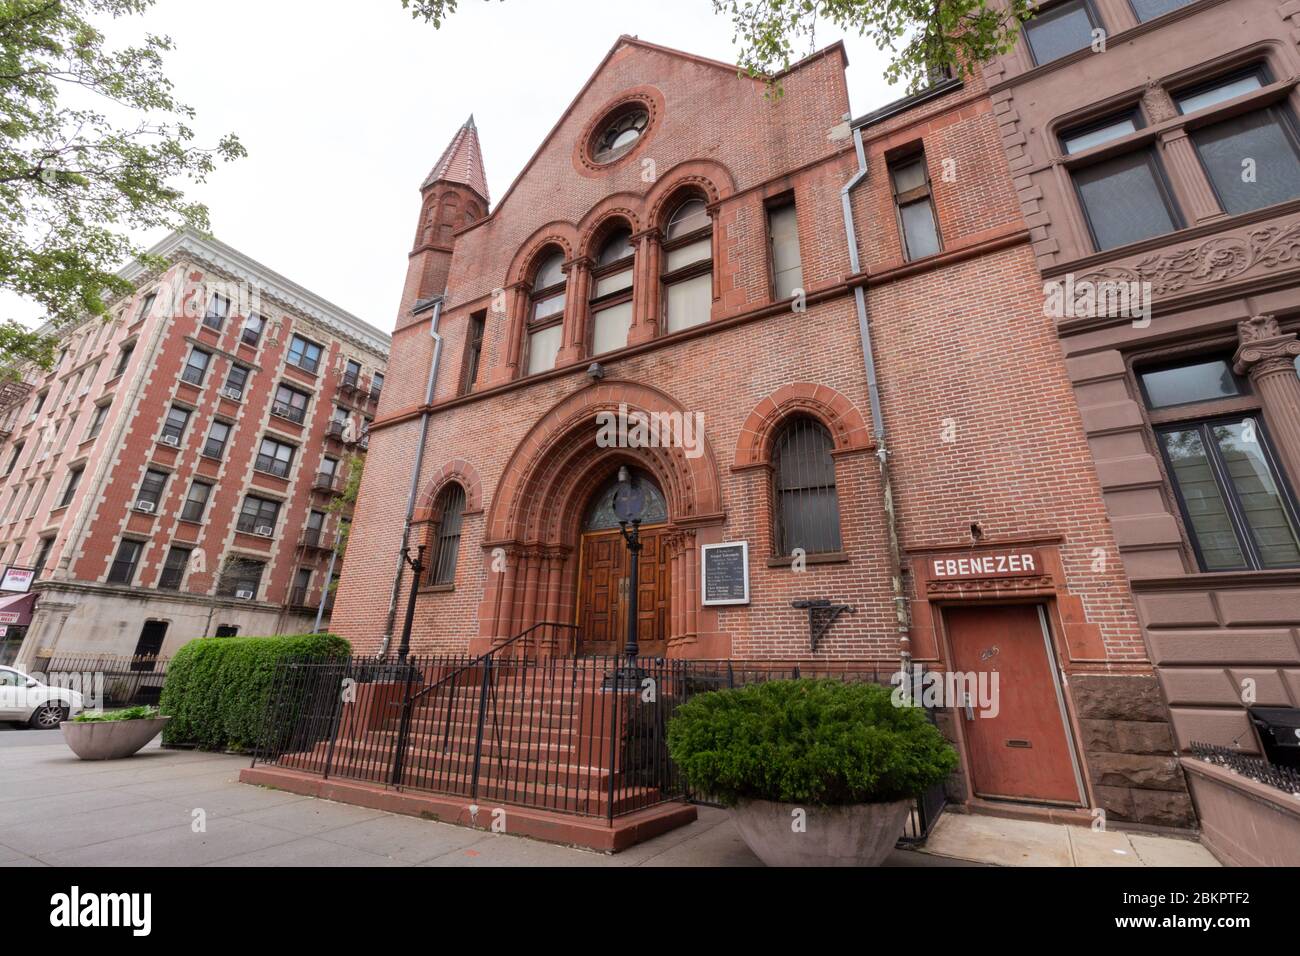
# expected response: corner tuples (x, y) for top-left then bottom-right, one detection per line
(427, 484), (466, 586)
(772, 417), (841, 556)
(436, 194), (461, 243)
(526, 250), (566, 375)
(661, 197), (712, 333)
(589, 227), (635, 355)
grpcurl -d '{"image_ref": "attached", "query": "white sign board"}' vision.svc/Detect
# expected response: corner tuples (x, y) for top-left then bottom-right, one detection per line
(0, 567), (33, 593)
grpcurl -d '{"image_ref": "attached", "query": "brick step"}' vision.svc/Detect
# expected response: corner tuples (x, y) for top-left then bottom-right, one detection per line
(287, 737), (617, 788)
(358, 729), (589, 765)
(240, 765), (698, 853)
(373, 715), (582, 743)
(263, 758), (660, 816)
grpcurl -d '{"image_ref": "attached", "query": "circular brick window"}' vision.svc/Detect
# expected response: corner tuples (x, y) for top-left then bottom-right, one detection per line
(591, 108), (648, 164)
(574, 89), (663, 176)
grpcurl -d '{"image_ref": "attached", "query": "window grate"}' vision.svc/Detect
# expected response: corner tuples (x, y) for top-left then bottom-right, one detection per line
(772, 417), (842, 557)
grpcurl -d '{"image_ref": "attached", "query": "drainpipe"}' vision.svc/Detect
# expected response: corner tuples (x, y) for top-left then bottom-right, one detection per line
(379, 297), (444, 656)
(840, 124), (912, 673)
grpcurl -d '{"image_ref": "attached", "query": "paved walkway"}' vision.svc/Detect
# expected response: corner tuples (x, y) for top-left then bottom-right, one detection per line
(0, 731), (1215, 867)
(918, 811), (1218, 867)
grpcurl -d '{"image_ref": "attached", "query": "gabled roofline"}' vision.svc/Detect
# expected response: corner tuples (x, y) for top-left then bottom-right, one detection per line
(851, 76), (964, 132)
(122, 228), (391, 355)
(481, 35), (849, 223)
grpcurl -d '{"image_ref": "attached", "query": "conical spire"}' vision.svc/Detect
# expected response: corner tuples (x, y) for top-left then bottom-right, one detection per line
(422, 115), (488, 203)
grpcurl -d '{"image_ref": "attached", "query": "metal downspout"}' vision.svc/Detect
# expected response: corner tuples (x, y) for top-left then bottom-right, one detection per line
(380, 298), (444, 656)
(841, 125), (912, 670)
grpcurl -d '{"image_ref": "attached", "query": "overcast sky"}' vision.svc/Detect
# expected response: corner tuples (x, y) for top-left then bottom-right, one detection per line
(5, 0), (903, 334)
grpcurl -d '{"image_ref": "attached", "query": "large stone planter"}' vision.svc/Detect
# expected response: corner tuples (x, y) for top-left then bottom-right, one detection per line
(1182, 757), (1300, 867)
(60, 717), (171, 760)
(732, 797), (912, 867)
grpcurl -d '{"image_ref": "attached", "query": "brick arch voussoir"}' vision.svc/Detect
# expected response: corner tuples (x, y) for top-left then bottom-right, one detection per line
(577, 198), (643, 258)
(413, 459), (484, 523)
(486, 380), (723, 544)
(645, 159), (736, 230)
(506, 223), (579, 287)
(734, 383), (873, 469)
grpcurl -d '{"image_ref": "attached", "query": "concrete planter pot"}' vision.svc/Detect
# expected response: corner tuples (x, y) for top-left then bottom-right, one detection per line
(60, 716), (171, 761)
(1182, 757), (1300, 866)
(731, 796), (912, 867)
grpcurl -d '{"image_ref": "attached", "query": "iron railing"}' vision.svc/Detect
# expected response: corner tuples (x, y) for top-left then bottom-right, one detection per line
(1190, 742), (1300, 794)
(31, 653), (169, 707)
(251, 641), (946, 840)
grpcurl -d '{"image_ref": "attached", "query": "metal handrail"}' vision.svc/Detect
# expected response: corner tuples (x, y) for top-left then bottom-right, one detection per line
(406, 621), (578, 706)
(388, 622), (579, 788)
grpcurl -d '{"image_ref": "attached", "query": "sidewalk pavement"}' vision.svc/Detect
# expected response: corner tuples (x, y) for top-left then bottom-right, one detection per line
(0, 733), (1215, 867)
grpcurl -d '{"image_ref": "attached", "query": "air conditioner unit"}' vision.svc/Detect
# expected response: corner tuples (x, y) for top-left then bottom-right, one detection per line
(255, 524), (273, 536)
(77, 385), (90, 397)
(161, 433), (180, 447)
(221, 387), (243, 401)
(135, 500), (155, 514)
(235, 589), (254, 600)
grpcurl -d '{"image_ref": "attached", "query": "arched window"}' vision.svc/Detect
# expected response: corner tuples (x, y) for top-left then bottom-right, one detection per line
(582, 469), (668, 530)
(590, 227), (635, 356)
(662, 197), (712, 333)
(426, 483), (466, 586)
(436, 194), (461, 243)
(772, 417), (841, 556)
(526, 249), (566, 375)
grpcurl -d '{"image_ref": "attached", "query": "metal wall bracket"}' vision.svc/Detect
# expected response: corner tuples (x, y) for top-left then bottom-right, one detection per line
(791, 599), (854, 652)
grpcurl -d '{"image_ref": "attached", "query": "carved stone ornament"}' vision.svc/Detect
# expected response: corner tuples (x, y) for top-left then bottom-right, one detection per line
(1073, 220), (1300, 299)
(1234, 313), (1300, 375)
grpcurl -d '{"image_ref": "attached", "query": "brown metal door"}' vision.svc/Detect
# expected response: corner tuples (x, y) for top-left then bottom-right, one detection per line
(944, 604), (1082, 805)
(577, 528), (670, 656)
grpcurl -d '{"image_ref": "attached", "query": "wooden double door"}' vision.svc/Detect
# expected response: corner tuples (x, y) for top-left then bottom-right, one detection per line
(576, 526), (671, 657)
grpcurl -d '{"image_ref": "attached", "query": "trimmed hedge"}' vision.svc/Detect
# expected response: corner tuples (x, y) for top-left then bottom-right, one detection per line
(160, 633), (349, 751)
(666, 679), (958, 806)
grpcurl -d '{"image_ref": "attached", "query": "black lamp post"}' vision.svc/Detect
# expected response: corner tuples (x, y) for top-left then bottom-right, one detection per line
(609, 467), (646, 690)
(396, 544), (425, 662)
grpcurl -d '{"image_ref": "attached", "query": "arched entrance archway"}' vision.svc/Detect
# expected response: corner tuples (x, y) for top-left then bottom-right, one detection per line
(476, 381), (725, 656)
(576, 468), (670, 656)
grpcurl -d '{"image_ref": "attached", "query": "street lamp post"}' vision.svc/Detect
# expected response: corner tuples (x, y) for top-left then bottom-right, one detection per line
(396, 544), (425, 662)
(608, 467), (647, 691)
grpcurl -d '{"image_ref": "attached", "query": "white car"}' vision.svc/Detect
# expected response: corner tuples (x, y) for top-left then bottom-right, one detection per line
(0, 665), (86, 729)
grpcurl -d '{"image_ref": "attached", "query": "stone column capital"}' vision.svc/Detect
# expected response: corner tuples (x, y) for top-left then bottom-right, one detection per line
(1234, 314), (1300, 376)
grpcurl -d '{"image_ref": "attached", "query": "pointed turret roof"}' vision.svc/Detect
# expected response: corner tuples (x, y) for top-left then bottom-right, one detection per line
(421, 115), (489, 203)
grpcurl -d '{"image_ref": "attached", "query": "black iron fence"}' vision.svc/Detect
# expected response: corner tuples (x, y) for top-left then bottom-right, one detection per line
(251, 631), (946, 840)
(31, 653), (169, 708)
(1190, 742), (1300, 795)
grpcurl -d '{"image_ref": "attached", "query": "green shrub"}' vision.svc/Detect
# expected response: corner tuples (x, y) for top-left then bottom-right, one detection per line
(666, 679), (958, 806)
(160, 633), (349, 751)
(73, 705), (160, 722)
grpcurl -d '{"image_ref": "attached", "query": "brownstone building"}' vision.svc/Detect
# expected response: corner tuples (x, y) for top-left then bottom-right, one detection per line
(982, 0), (1300, 848)
(329, 36), (1196, 828)
(0, 230), (389, 667)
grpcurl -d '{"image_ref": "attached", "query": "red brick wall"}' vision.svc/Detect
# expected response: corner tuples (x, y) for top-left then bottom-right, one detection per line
(336, 40), (1140, 666)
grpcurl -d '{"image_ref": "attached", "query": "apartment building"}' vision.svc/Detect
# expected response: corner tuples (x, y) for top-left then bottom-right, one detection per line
(984, 0), (1300, 760)
(0, 229), (389, 667)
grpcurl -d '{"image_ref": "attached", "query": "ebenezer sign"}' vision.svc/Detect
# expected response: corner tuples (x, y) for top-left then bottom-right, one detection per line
(929, 549), (1042, 580)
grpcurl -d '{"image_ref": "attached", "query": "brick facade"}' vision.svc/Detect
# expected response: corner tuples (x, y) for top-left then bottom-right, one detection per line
(0, 230), (389, 664)
(334, 36), (1187, 826)
(983, 0), (1300, 831)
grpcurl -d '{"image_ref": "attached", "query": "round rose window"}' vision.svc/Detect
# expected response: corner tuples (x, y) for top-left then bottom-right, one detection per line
(592, 109), (648, 164)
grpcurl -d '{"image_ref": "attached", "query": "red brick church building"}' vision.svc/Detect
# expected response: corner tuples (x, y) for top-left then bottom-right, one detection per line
(331, 37), (1193, 828)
